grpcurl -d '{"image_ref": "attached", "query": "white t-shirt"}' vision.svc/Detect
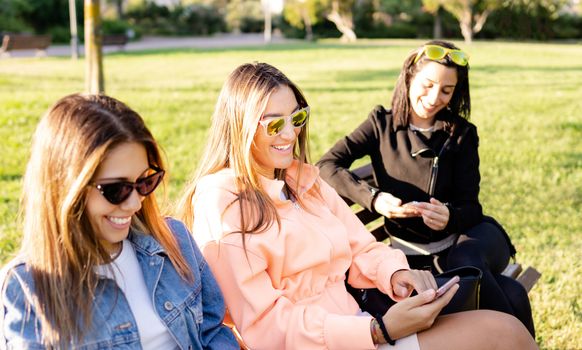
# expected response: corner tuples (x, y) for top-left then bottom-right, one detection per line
(96, 239), (177, 350)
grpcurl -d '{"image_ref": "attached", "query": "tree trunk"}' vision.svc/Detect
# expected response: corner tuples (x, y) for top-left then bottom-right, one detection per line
(472, 9), (491, 34)
(460, 21), (473, 44)
(460, 7), (473, 44)
(301, 6), (313, 41)
(327, 0), (356, 42)
(68, 0), (79, 59)
(263, 1), (272, 43)
(433, 6), (442, 39)
(116, 0), (123, 19)
(84, 0), (104, 93)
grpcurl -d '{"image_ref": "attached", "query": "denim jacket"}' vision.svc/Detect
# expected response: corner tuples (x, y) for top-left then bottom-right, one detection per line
(0, 218), (238, 350)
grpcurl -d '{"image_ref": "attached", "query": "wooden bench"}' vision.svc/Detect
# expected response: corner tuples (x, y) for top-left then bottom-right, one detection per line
(102, 34), (128, 49)
(0, 34), (51, 57)
(347, 163), (541, 293)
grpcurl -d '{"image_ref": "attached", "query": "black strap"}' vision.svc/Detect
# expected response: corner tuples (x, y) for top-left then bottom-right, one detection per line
(375, 315), (396, 345)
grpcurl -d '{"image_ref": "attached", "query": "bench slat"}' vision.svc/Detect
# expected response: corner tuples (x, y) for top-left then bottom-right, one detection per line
(369, 224), (389, 242)
(354, 207), (382, 225)
(102, 34), (128, 46)
(516, 267), (541, 293)
(501, 263), (523, 279)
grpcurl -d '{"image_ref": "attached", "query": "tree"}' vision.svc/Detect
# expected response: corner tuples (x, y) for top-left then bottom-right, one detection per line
(113, 0), (124, 19)
(284, 0), (357, 41)
(84, 0), (104, 93)
(286, 0), (315, 40)
(426, 0), (503, 43)
(326, 0), (356, 42)
(423, 0), (444, 38)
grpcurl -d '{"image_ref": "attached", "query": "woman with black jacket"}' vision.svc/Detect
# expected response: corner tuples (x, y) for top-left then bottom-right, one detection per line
(317, 40), (535, 336)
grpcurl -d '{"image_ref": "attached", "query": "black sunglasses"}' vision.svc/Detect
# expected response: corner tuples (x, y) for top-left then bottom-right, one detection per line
(92, 166), (165, 205)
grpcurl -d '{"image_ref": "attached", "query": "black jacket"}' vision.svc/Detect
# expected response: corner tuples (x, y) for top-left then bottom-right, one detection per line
(317, 105), (483, 244)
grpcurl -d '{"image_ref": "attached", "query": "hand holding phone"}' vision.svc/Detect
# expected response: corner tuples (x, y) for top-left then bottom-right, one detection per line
(435, 275), (460, 298)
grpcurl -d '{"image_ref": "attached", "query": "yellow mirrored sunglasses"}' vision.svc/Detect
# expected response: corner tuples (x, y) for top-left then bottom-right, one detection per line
(413, 45), (469, 66)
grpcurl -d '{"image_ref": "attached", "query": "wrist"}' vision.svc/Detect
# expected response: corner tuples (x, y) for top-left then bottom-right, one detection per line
(376, 316), (396, 345)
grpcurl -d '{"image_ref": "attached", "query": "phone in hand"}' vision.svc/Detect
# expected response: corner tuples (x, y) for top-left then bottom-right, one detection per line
(435, 275), (460, 298)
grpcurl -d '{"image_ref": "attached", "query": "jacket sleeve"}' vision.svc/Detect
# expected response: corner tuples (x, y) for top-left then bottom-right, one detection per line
(191, 187), (377, 350)
(445, 124), (483, 233)
(317, 178), (410, 297)
(317, 106), (384, 212)
(167, 219), (240, 350)
(1, 266), (44, 349)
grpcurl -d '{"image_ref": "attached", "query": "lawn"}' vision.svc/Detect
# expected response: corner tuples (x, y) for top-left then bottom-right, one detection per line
(0, 39), (580, 349)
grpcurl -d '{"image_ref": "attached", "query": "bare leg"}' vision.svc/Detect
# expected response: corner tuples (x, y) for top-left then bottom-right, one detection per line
(417, 310), (537, 350)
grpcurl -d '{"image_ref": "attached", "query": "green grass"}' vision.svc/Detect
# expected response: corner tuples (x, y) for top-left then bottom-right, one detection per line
(1, 39), (581, 349)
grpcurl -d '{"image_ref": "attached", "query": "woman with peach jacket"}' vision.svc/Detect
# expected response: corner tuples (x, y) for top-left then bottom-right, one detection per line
(178, 62), (537, 350)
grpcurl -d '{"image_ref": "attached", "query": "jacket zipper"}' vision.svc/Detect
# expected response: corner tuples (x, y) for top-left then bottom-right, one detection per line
(428, 156), (439, 196)
(427, 134), (454, 196)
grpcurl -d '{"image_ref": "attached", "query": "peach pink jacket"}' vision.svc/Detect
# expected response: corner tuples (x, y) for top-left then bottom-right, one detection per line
(192, 161), (410, 350)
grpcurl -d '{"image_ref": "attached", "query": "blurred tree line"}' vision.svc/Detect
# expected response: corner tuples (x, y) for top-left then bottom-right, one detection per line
(1, 0), (580, 43)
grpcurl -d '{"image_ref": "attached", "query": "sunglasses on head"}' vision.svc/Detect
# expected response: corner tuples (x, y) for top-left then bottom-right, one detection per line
(258, 106), (310, 137)
(413, 45), (469, 67)
(92, 166), (165, 205)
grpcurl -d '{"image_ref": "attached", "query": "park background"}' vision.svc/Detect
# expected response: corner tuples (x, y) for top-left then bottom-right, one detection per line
(1, 0), (582, 349)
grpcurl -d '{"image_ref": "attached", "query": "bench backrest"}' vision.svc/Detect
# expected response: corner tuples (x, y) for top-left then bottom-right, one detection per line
(102, 34), (128, 46)
(341, 164), (389, 242)
(1, 34), (52, 51)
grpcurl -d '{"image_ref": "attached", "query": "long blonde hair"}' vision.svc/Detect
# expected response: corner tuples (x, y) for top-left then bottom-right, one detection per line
(178, 62), (311, 245)
(18, 94), (192, 347)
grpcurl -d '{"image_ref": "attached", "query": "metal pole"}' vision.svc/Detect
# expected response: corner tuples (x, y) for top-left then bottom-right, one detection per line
(68, 0), (79, 59)
(263, 0), (272, 43)
(84, 0), (104, 93)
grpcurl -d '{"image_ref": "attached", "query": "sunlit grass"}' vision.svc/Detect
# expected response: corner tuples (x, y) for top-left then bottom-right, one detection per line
(0, 39), (580, 349)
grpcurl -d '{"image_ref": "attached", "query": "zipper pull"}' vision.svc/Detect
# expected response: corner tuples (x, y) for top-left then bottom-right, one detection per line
(428, 156), (439, 196)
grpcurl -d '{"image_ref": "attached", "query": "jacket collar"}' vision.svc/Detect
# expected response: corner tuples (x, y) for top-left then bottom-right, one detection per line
(405, 119), (449, 157)
(128, 228), (166, 256)
(391, 107), (451, 132)
(258, 160), (319, 203)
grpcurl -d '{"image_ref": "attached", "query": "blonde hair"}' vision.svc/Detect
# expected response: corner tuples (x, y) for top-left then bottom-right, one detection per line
(18, 94), (192, 347)
(178, 62), (311, 246)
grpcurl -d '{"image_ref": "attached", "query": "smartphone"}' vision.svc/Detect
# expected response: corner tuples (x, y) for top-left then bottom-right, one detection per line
(435, 275), (460, 298)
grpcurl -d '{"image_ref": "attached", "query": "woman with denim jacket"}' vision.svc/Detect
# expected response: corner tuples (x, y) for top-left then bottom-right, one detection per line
(0, 94), (238, 349)
(177, 62), (537, 350)
(316, 40), (534, 336)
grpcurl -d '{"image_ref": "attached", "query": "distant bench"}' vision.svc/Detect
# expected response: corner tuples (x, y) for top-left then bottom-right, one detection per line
(347, 163), (541, 293)
(0, 34), (52, 57)
(102, 34), (128, 49)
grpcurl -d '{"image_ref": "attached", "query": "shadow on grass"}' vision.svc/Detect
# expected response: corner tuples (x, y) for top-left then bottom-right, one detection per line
(330, 68), (401, 83)
(103, 41), (416, 58)
(474, 64), (582, 74)
(559, 122), (582, 133)
(556, 152), (582, 171)
(306, 84), (390, 94)
(0, 174), (22, 182)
